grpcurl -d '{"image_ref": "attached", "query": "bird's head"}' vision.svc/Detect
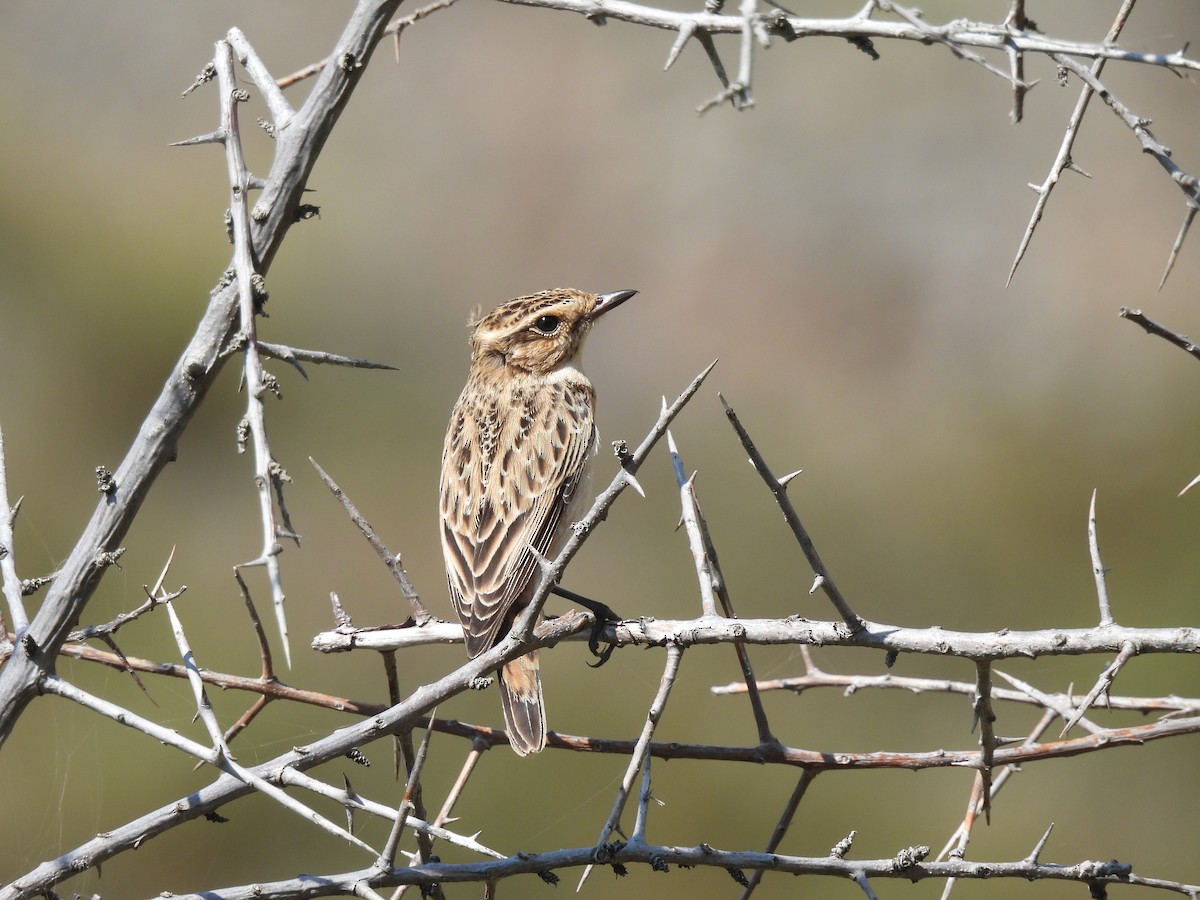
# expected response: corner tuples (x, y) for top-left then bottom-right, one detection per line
(469, 288), (637, 375)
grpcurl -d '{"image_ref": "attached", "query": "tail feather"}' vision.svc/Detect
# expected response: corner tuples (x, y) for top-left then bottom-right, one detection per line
(498, 651), (546, 755)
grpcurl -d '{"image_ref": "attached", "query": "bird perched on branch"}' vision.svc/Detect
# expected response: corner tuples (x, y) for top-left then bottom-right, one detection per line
(439, 288), (637, 755)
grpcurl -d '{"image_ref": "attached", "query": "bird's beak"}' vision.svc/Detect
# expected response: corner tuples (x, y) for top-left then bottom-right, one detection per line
(589, 289), (638, 321)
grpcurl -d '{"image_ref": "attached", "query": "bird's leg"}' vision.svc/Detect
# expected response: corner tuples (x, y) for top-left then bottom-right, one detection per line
(550, 585), (621, 667)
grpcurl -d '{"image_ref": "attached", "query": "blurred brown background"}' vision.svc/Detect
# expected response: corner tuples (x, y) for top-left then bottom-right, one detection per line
(2, 2), (1199, 897)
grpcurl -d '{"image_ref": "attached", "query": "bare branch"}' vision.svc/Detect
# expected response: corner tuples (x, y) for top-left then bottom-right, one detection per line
(580, 644), (684, 890)
(317, 614), (1200, 660)
(214, 37), (295, 667)
(1119, 307), (1200, 365)
(258, 340), (399, 376)
(720, 394), (864, 632)
(101, 841), (1200, 899)
(1007, 0), (1135, 286)
(669, 426), (775, 744)
(493, 0), (1200, 74)
(1060, 641), (1138, 736)
(0, 0), (405, 745)
(736, 769), (819, 899)
(971, 661), (996, 823)
(715, 666), (1196, 720)
(0, 425), (28, 635)
(1088, 489), (1114, 626)
(310, 457), (433, 624)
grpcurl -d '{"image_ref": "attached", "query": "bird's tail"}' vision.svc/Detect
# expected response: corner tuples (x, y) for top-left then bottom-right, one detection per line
(498, 651), (547, 755)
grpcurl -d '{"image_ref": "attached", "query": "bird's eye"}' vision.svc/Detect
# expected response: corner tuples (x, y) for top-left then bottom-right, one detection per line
(532, 314), (561, 334)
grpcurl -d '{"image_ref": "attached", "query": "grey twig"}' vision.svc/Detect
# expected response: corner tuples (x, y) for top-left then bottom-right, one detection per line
(226, 27), (296, 128)
(0, 0), (405, 745)
(1048, 50), (1200, 292)
(1002, 0), (1032, 123)
(317, 614), (1200, 660)
(668, 426), (775, 744)
(1119, 307), (1200, 365)
(310, 458), (433, 625)
(1088, 490), (1113, 626)
(579, 643), (684, 891)
(163, 595), (377, 853)
(258, 340), (399, 378)
(0, 425), (29, 634)
(972, 661), (996, 823)
(736, 769), (819, 899)
(274, 767), (504, 860)
(936, 709), (1056, 891)
(378, 716), (436, 868)
(1007, 0), (1135, 286)
(719, 394), (864, 632)
(876, 0), (1027, 85)
(214, 38), (295, 668)
(714, 666), (1194, 721)
(994, 670), (1105, 734)
(1060, 641), (1138, 736)
(494, 0), (1200, 72)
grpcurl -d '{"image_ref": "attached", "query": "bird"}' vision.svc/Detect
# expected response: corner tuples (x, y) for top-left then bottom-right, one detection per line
(439, 288), (637, 755)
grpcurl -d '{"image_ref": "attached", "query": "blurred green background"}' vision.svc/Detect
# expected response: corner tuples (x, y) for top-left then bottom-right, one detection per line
(2, 1), (1200, 897)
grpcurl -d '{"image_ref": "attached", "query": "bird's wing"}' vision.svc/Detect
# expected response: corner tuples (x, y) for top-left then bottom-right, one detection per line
(440, 378), (596, 658)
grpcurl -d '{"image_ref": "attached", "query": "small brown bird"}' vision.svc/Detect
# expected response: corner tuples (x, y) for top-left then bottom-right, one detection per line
(439, 288), (637, 755)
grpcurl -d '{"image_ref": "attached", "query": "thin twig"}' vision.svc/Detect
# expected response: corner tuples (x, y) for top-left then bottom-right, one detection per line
(310, 458), (432, 624)
(400, 739), (489, 897)
(972, 661), (996, 823)
(216, 37), (294, 668)
(737, 769), (819, 898)
(877, 0), (1027, 85)
(258, 341), (399, 378)
(0, 424), (28, 634)
(993, 670), (1105, 734)
(276, 767), (505, 859)
(1119, 307), (1200, 364)
(668, 428), (719, 618)
(233, 569), (275, 678)
(1048, 48), (1200, 293)
(226, 27), (296, 128)
(1007, 0), (1136, 286)
(720, 394), (864, 632)
(579, 644), (684, 890)
(1088, 489), (1114, 626)
(1060, 641), (1138, 736)
(668, 426), (775, 744)
(163, 596), (378, 854)
(276, 0), (463, 88)
(714, 667), (1192, 720)
(379, 718), (436, 867)
(936, 709), (1055, 883)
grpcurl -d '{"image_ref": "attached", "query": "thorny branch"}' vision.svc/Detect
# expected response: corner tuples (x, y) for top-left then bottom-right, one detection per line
(271, 0), (1200, 284)
(214, 38), (297, 667)
(1007, 0), (1135, 287)
(8, 3), (1200, 900)
(0, 0), (404, 745)
(111, 844), (1199, 899)
(511, 0), (1200, 284)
